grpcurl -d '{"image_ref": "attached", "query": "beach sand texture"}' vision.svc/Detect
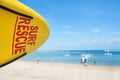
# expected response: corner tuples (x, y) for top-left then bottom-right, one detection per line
(0, 60), (120, 80)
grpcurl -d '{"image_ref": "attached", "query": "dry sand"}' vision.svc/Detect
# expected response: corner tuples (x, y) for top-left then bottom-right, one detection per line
(0, 60), (120, 80)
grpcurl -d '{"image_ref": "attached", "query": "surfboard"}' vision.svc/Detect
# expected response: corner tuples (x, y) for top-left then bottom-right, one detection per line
(0, 0), (50, 67)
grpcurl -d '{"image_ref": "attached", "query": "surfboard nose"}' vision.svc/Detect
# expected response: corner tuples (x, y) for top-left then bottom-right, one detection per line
(0, 0), (50, 67)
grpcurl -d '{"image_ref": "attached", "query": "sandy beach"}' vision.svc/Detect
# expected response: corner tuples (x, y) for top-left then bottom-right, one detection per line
(0, 60), (120, 80)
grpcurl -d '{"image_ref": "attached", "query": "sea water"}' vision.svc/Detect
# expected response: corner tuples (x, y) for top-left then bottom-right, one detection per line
(22, 50), (120, 66)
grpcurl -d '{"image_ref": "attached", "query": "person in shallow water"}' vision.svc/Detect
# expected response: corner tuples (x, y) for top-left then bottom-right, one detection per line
(36, 57), (40, 64)
(81, 57), (85, 64)
(94, 59), (96, 65)
(84, 58), (88, 67)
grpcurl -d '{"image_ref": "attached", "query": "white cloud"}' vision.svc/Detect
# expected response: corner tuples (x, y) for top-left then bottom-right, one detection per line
(79, 40), (88, 44)
(92, 39), (97, 43)
(110, 38), (120, 43)
(61, 25), (71, 30)
(112, 32), (120, 36)
(51, 32), (80, 35)
(92, 28), (100, 33)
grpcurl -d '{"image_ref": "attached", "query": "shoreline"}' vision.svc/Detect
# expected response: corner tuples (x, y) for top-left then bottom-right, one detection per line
(0, 60), (120, 80)
(21, 59), (120, 70)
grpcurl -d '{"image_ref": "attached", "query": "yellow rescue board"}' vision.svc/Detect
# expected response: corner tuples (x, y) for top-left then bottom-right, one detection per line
(0, 0), (50, 67)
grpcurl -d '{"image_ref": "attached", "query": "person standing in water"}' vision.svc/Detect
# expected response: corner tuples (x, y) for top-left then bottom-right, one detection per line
(84, 59), (87, 67)
(36, 57), (40, 64)
(94, 59), (96, 65)
(81, 56), (85, 64)
(84, 57), (88, 67)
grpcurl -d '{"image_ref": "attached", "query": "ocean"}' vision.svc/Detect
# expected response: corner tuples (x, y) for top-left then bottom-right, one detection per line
(22, 50), (120, 66)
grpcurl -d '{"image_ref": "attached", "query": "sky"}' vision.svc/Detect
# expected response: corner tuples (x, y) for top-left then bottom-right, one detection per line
(20, 0), (120, 50)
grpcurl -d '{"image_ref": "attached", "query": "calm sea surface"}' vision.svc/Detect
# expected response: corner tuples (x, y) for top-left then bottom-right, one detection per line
(22, 50), (120, 66)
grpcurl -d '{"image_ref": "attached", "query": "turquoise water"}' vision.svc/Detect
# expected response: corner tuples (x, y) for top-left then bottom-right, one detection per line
(22, 50), (120, 66)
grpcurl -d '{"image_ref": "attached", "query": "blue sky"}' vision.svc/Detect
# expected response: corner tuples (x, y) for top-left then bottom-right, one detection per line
(20, 0), (120, 50)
